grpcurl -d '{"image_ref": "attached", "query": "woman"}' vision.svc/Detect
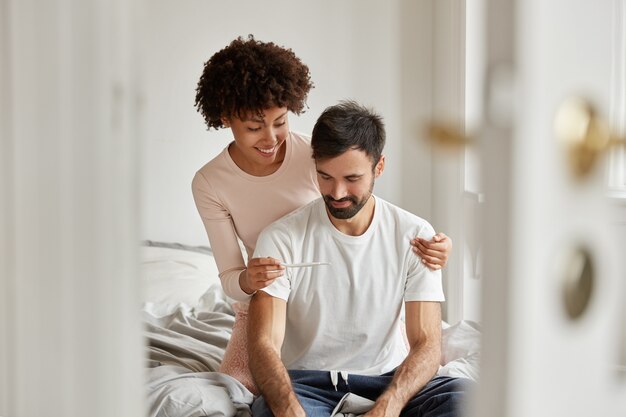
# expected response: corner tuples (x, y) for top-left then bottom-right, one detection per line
(192, 36), (451, 393)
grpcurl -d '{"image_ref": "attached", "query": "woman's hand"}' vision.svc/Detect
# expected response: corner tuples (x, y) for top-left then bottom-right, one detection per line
(411, 232), (452, 271)
(240, 257), (285, 294)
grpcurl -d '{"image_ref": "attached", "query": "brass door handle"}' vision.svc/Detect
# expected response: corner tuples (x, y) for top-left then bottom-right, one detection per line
(426, 121), (473, 148)
(554, 97), (626, 179)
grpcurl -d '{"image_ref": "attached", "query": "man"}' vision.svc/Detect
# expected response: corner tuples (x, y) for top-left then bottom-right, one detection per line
(248, 101), (470, 417)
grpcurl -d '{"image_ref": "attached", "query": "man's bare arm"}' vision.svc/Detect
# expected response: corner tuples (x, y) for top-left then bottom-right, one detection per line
(365, 301), (442, 417)
(248, 291), (305, 417)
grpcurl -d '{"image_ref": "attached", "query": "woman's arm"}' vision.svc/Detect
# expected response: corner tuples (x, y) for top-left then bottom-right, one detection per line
(192, 172), (285, 300)
(192, 172), (249, 300)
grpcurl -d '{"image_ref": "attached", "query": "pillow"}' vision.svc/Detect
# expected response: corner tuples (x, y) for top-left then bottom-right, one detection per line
(142, 240), (212, 255)
(437, 320), (481, 380)
(140, 243), (221, 312)
(441, 319), (481, 363)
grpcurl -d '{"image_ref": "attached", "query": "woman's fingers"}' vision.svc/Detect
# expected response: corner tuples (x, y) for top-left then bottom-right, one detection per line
(411, 239), (444, 257)
(413, 235), (450, 250)
(433, 232), (447, 241)
(417, 252), (444, 270)
(250, 257), (283, 267)
(414, 244), (445, 264)
(257, 271), (283, 286)
(248, 257), (284, 273)
(411, 234), (452, 270)
(246, 257), (286, 291)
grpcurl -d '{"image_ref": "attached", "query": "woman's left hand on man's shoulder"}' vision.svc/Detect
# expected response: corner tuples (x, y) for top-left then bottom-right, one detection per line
(411, 232), (452, 271)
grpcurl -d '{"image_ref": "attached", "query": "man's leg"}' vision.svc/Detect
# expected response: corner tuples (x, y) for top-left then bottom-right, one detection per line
(401, 376), (474, 417)
(251, 371), (473, 417)
(251, 370), (346, 417)
(333, 372), (473, 417)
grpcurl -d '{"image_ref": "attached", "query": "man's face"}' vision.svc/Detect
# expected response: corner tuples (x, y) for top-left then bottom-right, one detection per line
(315, 148), (384, 220)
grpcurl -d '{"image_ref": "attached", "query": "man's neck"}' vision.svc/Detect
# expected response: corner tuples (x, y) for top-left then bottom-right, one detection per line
(326, 195), (376, 236)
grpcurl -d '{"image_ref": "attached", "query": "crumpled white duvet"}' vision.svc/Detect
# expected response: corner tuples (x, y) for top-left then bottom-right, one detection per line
(147, 365), (253, 417)
(144, 286), (254, 417)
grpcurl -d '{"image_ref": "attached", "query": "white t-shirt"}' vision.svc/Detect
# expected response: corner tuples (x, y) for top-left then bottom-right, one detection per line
(254, 196), (445, 375)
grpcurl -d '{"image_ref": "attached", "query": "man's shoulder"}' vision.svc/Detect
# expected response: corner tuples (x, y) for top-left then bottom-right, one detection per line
(376, 197), (430, 224)
(261, 197), (322, 235)
(376, 197), (436, 237)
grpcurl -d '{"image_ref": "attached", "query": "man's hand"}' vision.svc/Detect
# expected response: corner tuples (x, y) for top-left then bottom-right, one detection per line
(411, 232), (452, 271)
(363, 395), (403, 417)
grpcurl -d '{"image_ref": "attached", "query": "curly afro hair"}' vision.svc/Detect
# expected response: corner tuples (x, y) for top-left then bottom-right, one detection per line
(195, 35), (314, 130)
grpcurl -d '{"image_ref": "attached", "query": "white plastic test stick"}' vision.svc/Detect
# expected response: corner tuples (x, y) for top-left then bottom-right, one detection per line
(282, 261), (331, 268)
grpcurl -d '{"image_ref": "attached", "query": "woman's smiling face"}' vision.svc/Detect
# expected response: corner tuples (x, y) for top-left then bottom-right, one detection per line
(226, 107), (290, 176)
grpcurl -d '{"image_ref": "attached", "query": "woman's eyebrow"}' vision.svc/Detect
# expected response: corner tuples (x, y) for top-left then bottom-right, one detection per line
(271, 111), (288, 121)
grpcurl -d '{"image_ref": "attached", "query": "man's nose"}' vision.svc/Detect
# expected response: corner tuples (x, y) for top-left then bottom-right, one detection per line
(329, 182), (348, 200)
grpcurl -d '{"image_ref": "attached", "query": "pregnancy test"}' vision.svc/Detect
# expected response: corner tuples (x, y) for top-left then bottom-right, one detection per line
(282, 261), (331, 268)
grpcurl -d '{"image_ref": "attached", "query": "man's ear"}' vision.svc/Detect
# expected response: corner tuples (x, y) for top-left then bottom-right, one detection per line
(221, 117), (230, 128)
(375, 155), (385, 177)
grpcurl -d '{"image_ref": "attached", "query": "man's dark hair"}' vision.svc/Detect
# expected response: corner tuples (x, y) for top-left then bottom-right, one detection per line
(311, 100), (386, 168)
(195, 35), (314, 130)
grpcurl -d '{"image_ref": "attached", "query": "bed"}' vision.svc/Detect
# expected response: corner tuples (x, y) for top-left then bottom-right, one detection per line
(141, 242), (480, 417)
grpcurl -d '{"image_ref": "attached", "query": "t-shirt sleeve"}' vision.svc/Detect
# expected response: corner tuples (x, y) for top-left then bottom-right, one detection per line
(253, 224), (293, 301)
(192, 171), (250, 301)
(404, 222), (446, 302)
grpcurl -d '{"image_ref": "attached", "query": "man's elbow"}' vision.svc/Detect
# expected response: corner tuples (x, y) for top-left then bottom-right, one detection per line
(410, 333), (442, 371)
(431, 341), (442, 369)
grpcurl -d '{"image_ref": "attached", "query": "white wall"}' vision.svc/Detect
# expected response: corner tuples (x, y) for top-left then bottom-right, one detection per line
(139, 0), (427, 245)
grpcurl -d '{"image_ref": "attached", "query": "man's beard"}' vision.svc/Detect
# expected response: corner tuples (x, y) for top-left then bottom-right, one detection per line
(323, 189), (373, 220)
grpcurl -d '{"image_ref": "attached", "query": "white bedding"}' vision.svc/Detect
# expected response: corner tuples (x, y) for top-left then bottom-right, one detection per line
(141, 244), (480, 417)
(141, 244), (222, 316)
(144, 286), (253, 417)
